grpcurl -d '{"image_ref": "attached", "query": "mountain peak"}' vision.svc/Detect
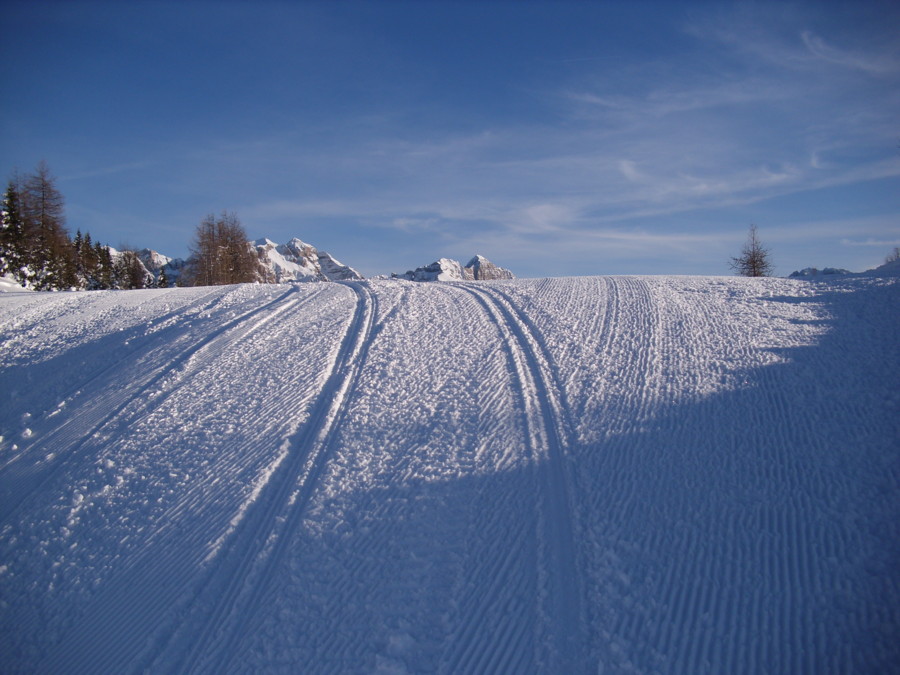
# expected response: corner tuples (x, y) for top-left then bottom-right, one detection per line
(254, 238), (362, 283)
(392, 255), (514, 282)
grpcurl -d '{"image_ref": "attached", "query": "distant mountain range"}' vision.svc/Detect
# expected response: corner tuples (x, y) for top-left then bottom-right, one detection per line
(129, 239), (513, 286)
(391, 255), (515, 282)
(788, 259), (900, 279)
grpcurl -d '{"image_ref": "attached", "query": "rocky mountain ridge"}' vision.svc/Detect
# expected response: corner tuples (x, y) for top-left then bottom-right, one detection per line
(392, 255), (514, 282)
(132, 238), (362, 286)
(133, 241), (513, 286)
(252, 238), (362, 283)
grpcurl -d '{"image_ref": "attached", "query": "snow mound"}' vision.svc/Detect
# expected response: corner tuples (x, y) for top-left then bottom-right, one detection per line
(0, 274), (31, 292)
(860, 258), (900, 277)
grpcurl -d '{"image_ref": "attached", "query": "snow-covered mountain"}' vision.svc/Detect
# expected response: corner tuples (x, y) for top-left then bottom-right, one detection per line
(788, 266), (851, 278)
(125, 238), (363, 286)
(253, 237), (362, 283)
(789, 259), (900, 280)
(136, 248), (186, 285)
(393, 254), (514, 281)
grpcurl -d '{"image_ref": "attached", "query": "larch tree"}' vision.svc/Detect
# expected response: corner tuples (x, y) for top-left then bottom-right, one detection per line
(730, 224), (774, 277)
(20, 161), (72, 289)
(187, 211), (259, 286)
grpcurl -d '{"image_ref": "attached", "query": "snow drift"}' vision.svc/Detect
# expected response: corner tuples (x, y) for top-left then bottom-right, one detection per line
(0, 275), (897, 673)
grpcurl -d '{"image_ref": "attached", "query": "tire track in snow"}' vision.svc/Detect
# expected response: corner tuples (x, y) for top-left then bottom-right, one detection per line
(0, 285), (308, 522)
(158, 281), (377, 674)
(453, 284), (586, 673)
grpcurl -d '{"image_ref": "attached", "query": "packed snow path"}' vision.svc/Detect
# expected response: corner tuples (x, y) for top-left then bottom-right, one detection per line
(0, 276), (898, 673)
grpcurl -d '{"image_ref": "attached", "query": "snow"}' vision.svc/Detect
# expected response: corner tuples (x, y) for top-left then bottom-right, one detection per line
(0, 274), (31, 292)
(1, 275), (898, 672)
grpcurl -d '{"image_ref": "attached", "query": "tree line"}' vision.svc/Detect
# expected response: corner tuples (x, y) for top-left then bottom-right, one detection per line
(0, 162), (158, 290)
(17, 163), (887, 290)
(1, 162), (264, 291)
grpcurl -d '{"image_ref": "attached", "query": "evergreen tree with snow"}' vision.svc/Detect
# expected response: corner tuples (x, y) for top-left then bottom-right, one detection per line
(0, 179), (27, 285)
(96, 242), (114, 289)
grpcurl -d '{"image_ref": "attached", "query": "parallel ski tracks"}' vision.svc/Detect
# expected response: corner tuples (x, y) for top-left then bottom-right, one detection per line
(0, 286), (227, 471)
(28, 284), (341, 672)
(0, 285), (313, 521)
(454, 283), (586, 673)
(157, 282), (378, 674)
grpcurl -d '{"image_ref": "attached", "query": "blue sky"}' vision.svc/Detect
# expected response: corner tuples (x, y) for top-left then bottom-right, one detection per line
(2, 1), (898, 278)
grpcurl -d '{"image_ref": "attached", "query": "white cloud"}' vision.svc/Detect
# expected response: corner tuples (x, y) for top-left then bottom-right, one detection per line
(618, 160), (643, 183)
(841, 238), (900, 248)
(801, 31), (899, 75)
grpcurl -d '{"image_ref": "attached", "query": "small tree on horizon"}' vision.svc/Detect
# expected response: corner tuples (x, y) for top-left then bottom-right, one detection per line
(730, 224), (774, 277)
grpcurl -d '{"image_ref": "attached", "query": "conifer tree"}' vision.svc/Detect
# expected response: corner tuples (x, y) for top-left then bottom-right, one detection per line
(729, 225), (774, 277)
(1, 179), (27, 284)
(95, 242), (114, 289)
(73, 229), (84, 279)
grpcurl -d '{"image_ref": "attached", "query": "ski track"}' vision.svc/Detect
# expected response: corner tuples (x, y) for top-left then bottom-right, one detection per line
(0, 286), (228, 461)
(454, 282), (586, 672)
(10, 283), (347, 672)
(228, 280), (530, 673)
(161, 282), (378, 674)
(0, 284), (306, 519)
(1, 276), (898, 673)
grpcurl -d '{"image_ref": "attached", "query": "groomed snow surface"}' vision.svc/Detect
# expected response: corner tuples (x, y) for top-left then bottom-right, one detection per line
(1, 275), (898, 673)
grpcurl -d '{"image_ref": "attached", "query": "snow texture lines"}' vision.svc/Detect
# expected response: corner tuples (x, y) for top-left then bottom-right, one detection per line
(164, 282), (377, 673)
(456, 283), (586, 673)
(24, 285), (332, 673)
(4, 276), (898, 673)
(0, 285), (306, 519)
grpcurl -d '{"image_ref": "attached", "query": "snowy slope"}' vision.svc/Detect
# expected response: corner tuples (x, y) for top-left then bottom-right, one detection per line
(0, 276), (898, 673)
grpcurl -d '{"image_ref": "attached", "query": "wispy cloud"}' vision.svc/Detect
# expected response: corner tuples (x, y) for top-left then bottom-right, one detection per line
(841, 237), (900, 248)
(136, 5), (898, 277)
(801, 31), (899, 75)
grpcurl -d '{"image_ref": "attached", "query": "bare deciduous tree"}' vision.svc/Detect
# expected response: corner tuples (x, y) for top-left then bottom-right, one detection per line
(187, 211), (259, 286)
(730, 224), (774, 277)
(20, 162), (73, 288)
